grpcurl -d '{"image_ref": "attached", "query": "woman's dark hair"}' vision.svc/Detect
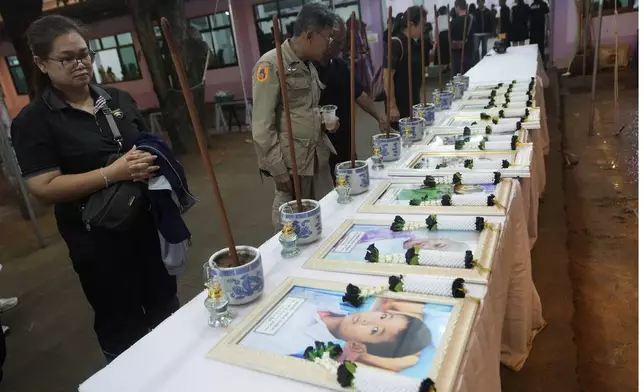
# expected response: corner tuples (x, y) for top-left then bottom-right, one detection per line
(468, 3), (477, 13)
(25, 15), (87, 95)
(365, 315), (432, 358)
(392, 6), (429, 36)
(455, 0), (468, 9)
(438, 6), (448, 15)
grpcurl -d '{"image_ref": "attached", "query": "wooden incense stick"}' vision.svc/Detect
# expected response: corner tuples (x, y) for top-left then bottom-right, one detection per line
(434, 5), (443, 88)
(460, 6), (469, 75)
(406, 9), (413, 117)
(420, 10), (426, 105)
(271, 16), (303, 211)
(386, 6), (393, 138)
(350, 12), (357, 169)
(612, 0), (619, 131)
(159, 18), (239, 265)
(358, 14), (372, 95)
(447, 6), (454, 79)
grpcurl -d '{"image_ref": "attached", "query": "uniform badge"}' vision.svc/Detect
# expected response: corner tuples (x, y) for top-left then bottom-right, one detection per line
(112, 109), (124, 119)
(256, 66), (269, 82)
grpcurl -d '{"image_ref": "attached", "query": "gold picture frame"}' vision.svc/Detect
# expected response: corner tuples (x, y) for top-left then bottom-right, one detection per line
(304, 218), (500, 283)
(208, 277), (478, 391)
(358, 179), (512, 216)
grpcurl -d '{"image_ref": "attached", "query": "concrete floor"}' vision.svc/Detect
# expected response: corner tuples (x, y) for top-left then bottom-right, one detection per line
(0, 69), (637, 392)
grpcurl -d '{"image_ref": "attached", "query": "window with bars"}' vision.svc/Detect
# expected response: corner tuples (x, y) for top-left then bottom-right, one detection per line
(6, 56), (29, 95)
(89, 32), (142, 84)
(188, 12), (238, 69)
(592, 0), (637, 14)
(253, 0), (360, 55)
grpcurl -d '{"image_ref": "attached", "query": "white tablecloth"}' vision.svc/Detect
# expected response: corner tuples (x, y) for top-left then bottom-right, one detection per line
(79, 44), (548, 392)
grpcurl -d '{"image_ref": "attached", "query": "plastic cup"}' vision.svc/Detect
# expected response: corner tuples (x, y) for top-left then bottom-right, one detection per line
(321, 105), (338, 131)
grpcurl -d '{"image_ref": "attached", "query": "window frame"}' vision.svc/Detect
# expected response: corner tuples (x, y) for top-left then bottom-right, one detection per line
(591, 0), (637, 15)
(5, 56), (29, 96)
(89, 32), (143, 85)
(187, 11), (239, 70)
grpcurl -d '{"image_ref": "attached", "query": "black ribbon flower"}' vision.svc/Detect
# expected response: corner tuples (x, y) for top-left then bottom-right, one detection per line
(389, 275), (404, 292)
(488, 99), (495, 107)
(484, 104), (494, 110)
(303, 341), (343, 362)
(501, 159), (510, 168)
(441, 195), (452, 206)
(502, 103), (508, 108)
(337, 361), (356, 388)
(405, 247), (419, 265)
(452, 278), (466, 298)
(490, 90), (497, 97)
(499, 109), (506, 118)
(478, 140), (486, 150)
(423, 176), (437, 188)
(520, 115), (527, 123)
(487, 194), (497, 206)
(480, 112), (491, 120)
(364, 244), (379, 263)
(526, 99), (532, 107)
(515, 121), (522, 131)
(511, 134), (518, 150)
(485, 125), (493, 134)
(426, 215), (438, 230)
(524, 108), (530, 117)
(435, 162), (448, 169)
(464, 159), (474, 169)
(475, 217), (485, 231)
(342, 284), (363, 307)
(492, 117), (499, 125)
(463, 126), (472, 136)
(409, 199), (421, 206)
(390, 216), (406, 232)
(418, 378), (438, 392)
(494, 171), (502, 184)
(464, 250), (474, 269)
(454, 139), (465, 150)
(452, 172), (462, 185)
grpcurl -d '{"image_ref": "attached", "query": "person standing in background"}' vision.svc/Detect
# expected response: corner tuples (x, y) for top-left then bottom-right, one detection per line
(490, 4), (498, 32)
(499, 0), (512, 36)
(529, 0), (550, 60)
(472, 0), (494, 63)
(511, 0), (530, 45)
(435, 6), (451, 72)
(316, 15), (388, 181)
(450, 0), (475, 74)
(383, 6), (430, 129)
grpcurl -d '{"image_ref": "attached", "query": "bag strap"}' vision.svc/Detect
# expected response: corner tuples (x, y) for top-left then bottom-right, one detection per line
(101, 107), (123, 152)
(392, 36), (404, 68)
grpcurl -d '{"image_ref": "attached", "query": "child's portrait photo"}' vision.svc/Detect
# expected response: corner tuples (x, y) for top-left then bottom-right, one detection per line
(239, 286), (453, 379)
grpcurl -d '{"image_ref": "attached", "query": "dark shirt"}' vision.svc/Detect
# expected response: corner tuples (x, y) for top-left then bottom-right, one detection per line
(11, 85), (146, 228)
(500, 5), (511, 34)
(315, 57), (364, 152)
(529, 1), (549, 35)
(511, 4), (531, 40)
(473, 8), (494, 34)
(450, 14), (475, 49)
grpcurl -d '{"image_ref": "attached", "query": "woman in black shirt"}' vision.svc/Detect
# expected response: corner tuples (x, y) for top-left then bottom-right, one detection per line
(11, 15), (178, 362)
(450, 0), (475, 74)
(499, 0), (512, 35)
(383, 6), (430, 127)
(511, 0), (531, 45)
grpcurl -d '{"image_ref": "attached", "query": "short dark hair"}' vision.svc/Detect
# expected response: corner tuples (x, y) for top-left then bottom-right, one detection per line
(293, 3), (336, 36)
(365, 315), (432, 358)
(455, 0), (467, 10)
(438, 6), (448, 14)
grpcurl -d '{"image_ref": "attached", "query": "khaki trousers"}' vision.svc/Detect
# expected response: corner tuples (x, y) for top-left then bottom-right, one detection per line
(271, 157), (333, 232)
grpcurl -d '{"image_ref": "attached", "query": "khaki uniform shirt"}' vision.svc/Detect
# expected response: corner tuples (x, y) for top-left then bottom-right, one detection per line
(251, 39), (335, 177)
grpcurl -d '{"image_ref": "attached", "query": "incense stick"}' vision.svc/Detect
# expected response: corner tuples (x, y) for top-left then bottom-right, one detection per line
(420, 10), (426, 105)
(447, 6), (454, 79)
(160, 18), (239, 265)
(434, 5), (443, 88)
(350, 12), (357, 169)
(407, 9), (413, 118)
(386, 6), (393, 138)
(461, 6), (469, 75)
(271, 16), (303, 211)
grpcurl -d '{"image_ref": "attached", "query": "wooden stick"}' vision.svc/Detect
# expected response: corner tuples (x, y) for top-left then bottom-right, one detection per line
(386, 6), (393, 138)
(159, 18), (239, 265)
(350, 12), (357, 168)
(358, 15), (372, 95)
(271, 16), (303, 211)
(420, 10), (426, 105)
(434, 5), (443, 88)
(461, 6), (469, 75)
(447, 6), (454, 79)
(406, 9), (413, 117)
(612, 0), (619, 130)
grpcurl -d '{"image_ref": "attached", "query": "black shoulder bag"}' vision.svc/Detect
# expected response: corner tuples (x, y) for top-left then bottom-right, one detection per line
(81, 107), (146, 231)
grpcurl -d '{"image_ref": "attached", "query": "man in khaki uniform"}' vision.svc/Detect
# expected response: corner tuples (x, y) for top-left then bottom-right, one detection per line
(252, 4), (339, 231)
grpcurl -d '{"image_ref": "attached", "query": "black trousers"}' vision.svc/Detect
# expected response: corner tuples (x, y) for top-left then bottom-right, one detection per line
(530, 32), (546, 60)
(58, 211), (178, 361)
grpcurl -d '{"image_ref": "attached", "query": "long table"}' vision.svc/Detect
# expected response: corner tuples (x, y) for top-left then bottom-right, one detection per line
(79, 44), (547, 392)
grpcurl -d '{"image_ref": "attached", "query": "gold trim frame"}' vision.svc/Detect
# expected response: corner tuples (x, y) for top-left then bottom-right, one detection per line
(358, 179), (512, 216)
(208, 277), (478, 391)
(423, 128), (528, 148)
(387, 148), (533, 178)
(304, 218), (500, 283)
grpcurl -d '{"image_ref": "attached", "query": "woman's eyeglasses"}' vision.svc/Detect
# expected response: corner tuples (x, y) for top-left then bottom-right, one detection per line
(47, 50), (96, 70)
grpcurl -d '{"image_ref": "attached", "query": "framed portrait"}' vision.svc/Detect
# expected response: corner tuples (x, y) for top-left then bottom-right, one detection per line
(422, 128), (528, 151)
(387, 148), (533, 178)
(208, 278), (478, 391)
(450, 99), (535, 112)
(358, 178), (511, 216)
(303, 218), (499, 283)
(431, 112), (540, 132)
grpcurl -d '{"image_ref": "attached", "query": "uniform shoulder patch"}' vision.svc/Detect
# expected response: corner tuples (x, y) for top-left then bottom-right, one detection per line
(256, 64), (269, 83)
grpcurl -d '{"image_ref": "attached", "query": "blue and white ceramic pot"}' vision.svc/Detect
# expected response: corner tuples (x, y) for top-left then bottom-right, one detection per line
(398, 117), (425, 142)
(279, 199), (322, 244)
(372, 133), (401, 162)
(412, 103), (436, 126)
(336, 161), (370, 195)
(209, 246), (264, 306)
